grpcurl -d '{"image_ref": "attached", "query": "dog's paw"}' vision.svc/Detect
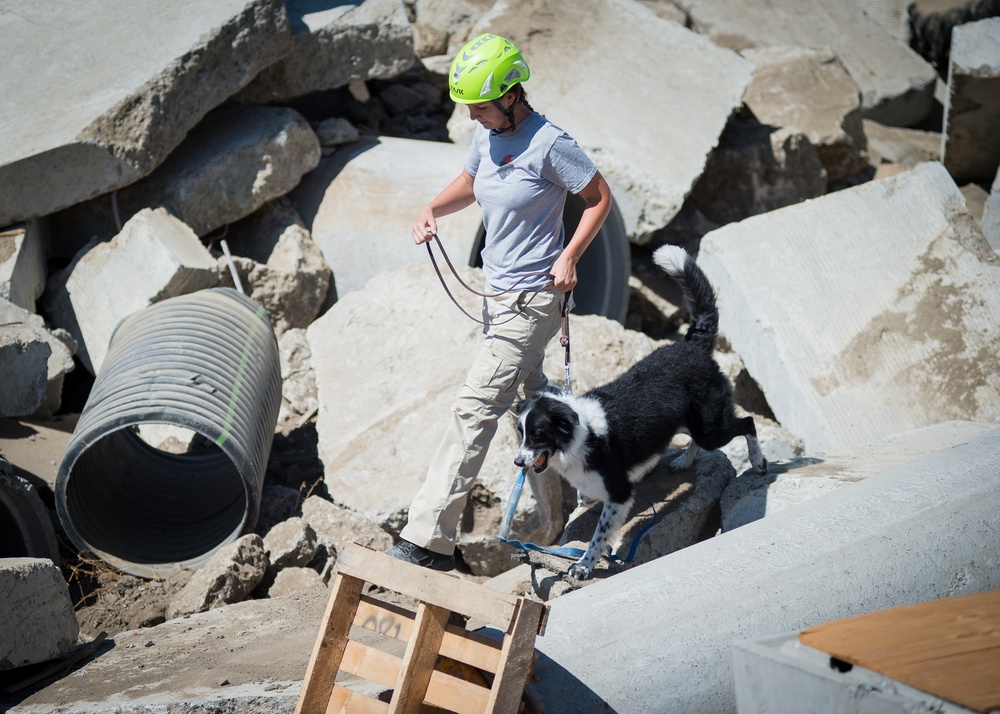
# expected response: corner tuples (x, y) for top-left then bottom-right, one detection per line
(753, 456), (768, 475)
(568, 562), (594, 581)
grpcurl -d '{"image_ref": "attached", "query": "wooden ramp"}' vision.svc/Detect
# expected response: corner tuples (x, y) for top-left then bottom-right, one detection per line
(800, 589), (1000, 713)
(295, 543), (548, 714)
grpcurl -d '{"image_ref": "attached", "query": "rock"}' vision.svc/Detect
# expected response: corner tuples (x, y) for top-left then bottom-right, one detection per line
(234, 0), (415, 104)
(700, 161), (1000, 452)
(315, 117), (361, 149)
(308, 261), (657, 575)
(219, 197), (331, 335)
(0, 558), (79, 670)
(263, 517), (317, 574)
(741, 46), (869, 183)
(0, 223), (46, 313)
(682, 0), (938, 127)
(299, 495), (393, 561)
(984, 166), (1000, 251)
(275, 328), (320, 435)
(560, 448), (736, 569)
(291, 136), (483, 299)
(0, 0), (292, 226)
(451, 0), (752, 243)
(0, 299), (75, 418)
(167, 534), (269, 619)
(50, 106), (322, 252)
(412, 0), (494, 58)
(0, 327), (50, 418)
(266, 567), (326, 597)
(941, 17), (1000, 184)
(721, 420), (997, 531)
(41, 208), (219, 375)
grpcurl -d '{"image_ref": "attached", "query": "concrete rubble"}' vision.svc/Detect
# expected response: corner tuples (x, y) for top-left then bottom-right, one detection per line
(1, 0), (999, 712)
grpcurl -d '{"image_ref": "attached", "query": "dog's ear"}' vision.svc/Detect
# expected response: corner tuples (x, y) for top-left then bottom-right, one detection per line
(550, 400), (580, 440)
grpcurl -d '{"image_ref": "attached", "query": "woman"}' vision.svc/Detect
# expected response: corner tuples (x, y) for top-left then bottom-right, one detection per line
(388, 33), (612, 570)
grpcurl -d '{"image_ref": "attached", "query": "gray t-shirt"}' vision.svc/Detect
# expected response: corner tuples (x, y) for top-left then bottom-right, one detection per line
(465, 112), (597, 291)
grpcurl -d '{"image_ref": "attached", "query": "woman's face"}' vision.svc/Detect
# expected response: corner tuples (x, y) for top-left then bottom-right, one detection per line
(466, 97), (512, 131)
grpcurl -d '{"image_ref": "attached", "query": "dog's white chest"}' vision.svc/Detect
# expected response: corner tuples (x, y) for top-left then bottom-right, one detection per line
(556, 462), (608, 502)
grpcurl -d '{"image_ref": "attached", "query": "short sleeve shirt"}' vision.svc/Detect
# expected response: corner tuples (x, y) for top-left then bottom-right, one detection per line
(465, 112), (597, 291)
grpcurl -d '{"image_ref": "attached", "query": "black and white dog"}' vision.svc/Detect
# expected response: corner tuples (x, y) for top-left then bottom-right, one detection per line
(513, 245), (767, 580)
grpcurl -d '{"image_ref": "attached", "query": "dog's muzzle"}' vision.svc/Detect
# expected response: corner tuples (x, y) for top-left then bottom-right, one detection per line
(514, 450), (549, 473)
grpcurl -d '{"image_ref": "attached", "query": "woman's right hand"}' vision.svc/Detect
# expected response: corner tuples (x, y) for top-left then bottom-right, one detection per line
(411, 207), (438, 245)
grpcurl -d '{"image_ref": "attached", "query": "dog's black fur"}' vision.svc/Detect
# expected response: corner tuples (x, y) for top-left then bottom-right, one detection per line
(513, 245), (767, 580)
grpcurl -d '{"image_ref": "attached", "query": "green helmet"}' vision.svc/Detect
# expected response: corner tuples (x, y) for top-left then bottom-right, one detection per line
(449, 33), (530, 104)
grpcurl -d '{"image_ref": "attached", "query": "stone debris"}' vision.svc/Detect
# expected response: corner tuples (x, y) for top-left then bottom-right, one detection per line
(1, 0), (999, 710)
(0, 559), (78, 670)
(941, 16), (1000, 184)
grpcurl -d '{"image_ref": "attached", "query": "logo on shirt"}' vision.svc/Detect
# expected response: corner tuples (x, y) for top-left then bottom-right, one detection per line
(498, 153), (516, 180)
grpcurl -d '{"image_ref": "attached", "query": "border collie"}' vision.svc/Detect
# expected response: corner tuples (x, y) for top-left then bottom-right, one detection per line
(513, 245), (767, 580)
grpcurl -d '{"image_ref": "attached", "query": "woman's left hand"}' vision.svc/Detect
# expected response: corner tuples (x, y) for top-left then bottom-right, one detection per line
(549, 253), (578, 293)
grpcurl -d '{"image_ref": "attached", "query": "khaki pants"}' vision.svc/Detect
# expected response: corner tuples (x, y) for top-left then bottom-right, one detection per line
(400, 288), (565, 555)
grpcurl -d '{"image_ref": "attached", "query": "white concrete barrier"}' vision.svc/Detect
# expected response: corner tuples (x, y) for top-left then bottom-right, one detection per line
(527, 427), (1000, 713)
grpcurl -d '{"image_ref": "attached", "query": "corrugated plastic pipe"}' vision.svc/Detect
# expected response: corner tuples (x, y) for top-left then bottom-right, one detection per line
(55, 288), (282, 579)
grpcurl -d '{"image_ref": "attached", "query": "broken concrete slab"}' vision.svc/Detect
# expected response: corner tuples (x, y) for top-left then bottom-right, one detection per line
(50, 106), (321, 252)
(291, 136), (483, 300)
(853, 0), (913, 44)
(0, 0), (291, 227)
(721, 420), (997, 531)
(307, 261), (657, 575)
(681, 0), (938, 127)
(527, 427), (1000, 713)
(984, 166), (1000, 251)
(941, 17), (1000, 184)
(299, 495), (393, 561)
(451, 0), (753, 243)
(0, 558), (79, 671)
(235, 0), (414, 104)
(741, 46), (869, 182)
(0, 300), (75, 419)
(166, 534), (268, 620)
(862, 118), (942, 169)
(0, 224), (45, 314)
(41, 208), (219, 375)
(699, 161), (1000, 453)
(219, 197), (331, 335)
(561, 448), (735, 568)
(0, 330), (50, 419)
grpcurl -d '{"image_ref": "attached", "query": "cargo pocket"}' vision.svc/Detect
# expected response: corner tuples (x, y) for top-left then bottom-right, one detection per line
(461, 345), (523, 405)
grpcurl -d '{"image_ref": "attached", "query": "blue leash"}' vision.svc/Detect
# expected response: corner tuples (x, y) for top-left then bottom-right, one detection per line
(498, 468), (659, 564)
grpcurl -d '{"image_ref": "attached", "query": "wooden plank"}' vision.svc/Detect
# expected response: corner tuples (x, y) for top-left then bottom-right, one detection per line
(800, 590), (1000, 713)
(294, 572), (365, 714)
(325, 683), (389, 714)
(340, 640), (401, 688)
(485, 598), (546, 714)
(389, 602), (450, 713)
(337, 544), (519, 627)
(355, 595), (503, 673)
(423, 666), (491, 713)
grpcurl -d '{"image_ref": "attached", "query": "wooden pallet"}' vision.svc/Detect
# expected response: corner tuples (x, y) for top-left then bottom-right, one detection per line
(295, 543), (548, 714)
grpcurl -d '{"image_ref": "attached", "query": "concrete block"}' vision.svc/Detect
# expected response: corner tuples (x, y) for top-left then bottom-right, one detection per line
(682, 0), (938, 127)
(527, 427), (1000, 713)
(733, 632), (975, 713)
(451, 0), (753, 242)
(942, 17), (1000, 184)
(721, 420), (997, 531)
(853, 0), (913, 44)
(0, 0), (291, 226)
(741, 46), (869, 182)
(984, 166), (1000, 252)
(291, 136), (484, 298)
(307, 262), (656, 574)
(50, 106), (321, 251)
(862, 118), (942, 169)
(0, 329), (50, 418)
(0, 223), (45, 313)
(42, 208), (219, 375)
(236, 0), (414, 104)
(0, 299), (75, 418)
(699, 161), (1000, 453)
(0, 558), (79, 670)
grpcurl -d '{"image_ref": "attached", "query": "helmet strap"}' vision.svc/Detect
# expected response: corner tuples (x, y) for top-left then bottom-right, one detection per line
(491, 98), (518, 134)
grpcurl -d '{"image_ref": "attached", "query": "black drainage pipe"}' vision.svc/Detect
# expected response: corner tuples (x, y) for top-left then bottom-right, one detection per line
(55, 288), (281, 579)
(0, 459), (60, 563)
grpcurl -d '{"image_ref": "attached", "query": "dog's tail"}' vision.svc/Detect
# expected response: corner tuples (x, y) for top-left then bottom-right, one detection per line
(651, 245), (719, 349)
